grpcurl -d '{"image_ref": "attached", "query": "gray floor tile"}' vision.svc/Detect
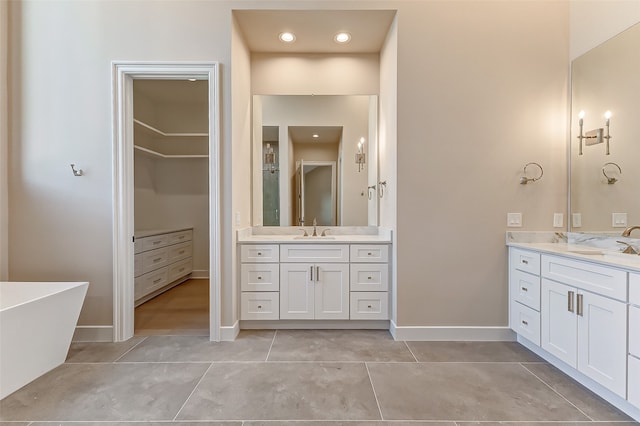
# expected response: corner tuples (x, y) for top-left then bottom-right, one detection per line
(268, 329), (415, 362)
(368, 362), (590, 421)
(457, 423), (638, 425)
(30, 423), (241, 426)
(406, 341), (543, 362)
(0, 363), (209, 421)
(176, 362), (381, 421)
(66, 337), (147, 363)
(522, 362), (634, 421)
(245, 422), (455, 425)
(118, 330), (275, 362)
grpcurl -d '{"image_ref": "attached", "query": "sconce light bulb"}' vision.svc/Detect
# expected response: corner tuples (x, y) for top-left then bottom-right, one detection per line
(605, 110), (612, 120)
(578, 110), (585, 119)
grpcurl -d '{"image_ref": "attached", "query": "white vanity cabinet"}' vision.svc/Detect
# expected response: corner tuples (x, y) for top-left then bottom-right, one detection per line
(240, 244), (280, 320)
(540, 254), (627, 398)
(280, 245), (349, 320)
(509, 248), (541, 345)
(134, 228), (193, 305)
(629, 272), (640, 408)
(350, 245), (389, 320)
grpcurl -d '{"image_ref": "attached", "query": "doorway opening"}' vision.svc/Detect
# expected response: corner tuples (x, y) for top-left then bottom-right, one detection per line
(112, 62), (220, 342)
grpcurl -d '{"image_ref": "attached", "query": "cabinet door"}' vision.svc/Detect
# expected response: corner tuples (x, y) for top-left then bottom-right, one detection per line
(541, 279), (577, 367)
(280, 263), (314, 319)
(314, 263), (349, 320)
(577, 291), (627, 398)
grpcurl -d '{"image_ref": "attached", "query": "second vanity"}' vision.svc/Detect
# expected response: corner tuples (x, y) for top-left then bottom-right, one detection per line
(237, 227), (392, 326)
(507, 235), (640, 420)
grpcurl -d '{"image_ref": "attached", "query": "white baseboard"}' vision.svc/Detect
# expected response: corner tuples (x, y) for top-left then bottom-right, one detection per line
(220, 320), (239, 341)
(191, 270), (209, 279)
(72, 325), (114, 342)
(240, 320), (389, 330)
(390, 321), (516, 341)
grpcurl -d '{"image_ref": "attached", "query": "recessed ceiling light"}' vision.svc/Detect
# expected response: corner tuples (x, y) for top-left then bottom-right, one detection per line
(279, 32), (296, 43)
(187, 78), (197, 82)
(312, 134), (319, 139)
(334, 32), (351, 44)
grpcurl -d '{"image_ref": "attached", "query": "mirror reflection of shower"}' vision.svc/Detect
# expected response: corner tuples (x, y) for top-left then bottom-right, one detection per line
(262, 126), (280, 226)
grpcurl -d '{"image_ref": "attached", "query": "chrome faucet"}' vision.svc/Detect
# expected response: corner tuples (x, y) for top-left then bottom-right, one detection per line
(312, 218), (318, 237)
(621, 226), (640, 237)
(299, 228), (308, 237)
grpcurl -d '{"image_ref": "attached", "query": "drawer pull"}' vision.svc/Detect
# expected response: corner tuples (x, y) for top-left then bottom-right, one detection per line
(178, 236), (185, 240)
(368, 276), (372, 280)
(257, 276), (262, 280)
(522, 259), (529, 265)
(367, 252), (372, 256)
(577, 293), (584, 317)
(522, 320), (528, 325)
(178, 268), (185, 272)
(367, 305), (372, 308)
(257, 305), (262, 309)
(257, 252), (263, 256)
(568, 291), (575, 313)
(153, 257), (163, 263)
(153, 241), (161, 245)
(178, 250), (185, 255)
(521, 287), (528, 292)
(153, 278), (162, 284)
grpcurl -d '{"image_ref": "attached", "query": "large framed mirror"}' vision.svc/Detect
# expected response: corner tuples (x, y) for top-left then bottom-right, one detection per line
(252, 95), (378, 227)
(570, 23), (639, 232)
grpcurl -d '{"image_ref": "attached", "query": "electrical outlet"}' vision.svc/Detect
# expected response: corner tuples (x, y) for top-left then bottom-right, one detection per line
(507, 213), (522, 227)
(612, 212), (627, 228)
(553, 213), (563, 228)
(572, 213), (582, 228)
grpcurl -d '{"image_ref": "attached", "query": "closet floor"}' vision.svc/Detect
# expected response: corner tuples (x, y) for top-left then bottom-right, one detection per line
(134, 278), (209, 336)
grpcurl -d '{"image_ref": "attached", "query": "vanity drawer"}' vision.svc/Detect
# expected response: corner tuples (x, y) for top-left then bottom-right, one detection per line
(510, 269), (541, 311)
(241, 263), (280, 292)
(169, 229), (192, 245)
(168, 258), (192, 282)
(141, 233), (171, 252)
(167, 241), (192, 263)
(510, 301), (540, 346)
(541, 255), (627, 302)
(241, 244), (279, 263)
(350, 245), (388, 263)
(350, 292), (389, 320)
(510, 248), (540, 275)
(629, 355), (640, 409)
(630, 273), (640, 306)
(241, 292), (279, 320)
(141, 247), (170, 274)
(350, 264), (388, 292)
(137, 267), (169, 298)
(630, 305), (640, 358)
(280, 244), (349, 263)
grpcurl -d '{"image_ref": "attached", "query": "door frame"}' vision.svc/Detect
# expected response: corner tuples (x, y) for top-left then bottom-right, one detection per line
(112, 61), (221, 342)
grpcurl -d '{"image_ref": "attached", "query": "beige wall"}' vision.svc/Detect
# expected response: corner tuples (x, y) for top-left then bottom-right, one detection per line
(8, 0), (635, 335)
(0, 0), (8, 280)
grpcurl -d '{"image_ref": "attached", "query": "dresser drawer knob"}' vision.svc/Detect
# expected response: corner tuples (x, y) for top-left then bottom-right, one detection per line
(257, 305), (262, 309)
(521, 287), (528, 292)
(522, 259), (529, 265)
(257, 276), (262, 280)
(367, 252), (372, 256)
(522, 320), (528, 325)
(257, 252), (262, 256)
(368, 276), (372, 280)
(367, 305), (372, 308)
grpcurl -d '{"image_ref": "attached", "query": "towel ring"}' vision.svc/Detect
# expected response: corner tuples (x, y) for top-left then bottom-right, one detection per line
(602, 162), (622, 184)
(519, 162), (543, 185)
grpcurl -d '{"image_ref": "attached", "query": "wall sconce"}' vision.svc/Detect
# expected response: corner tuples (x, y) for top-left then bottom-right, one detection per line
(577, 110), (612, 155)
(264, 143), (276, 173)
(602, 162), (622, 184)
(519, 162), (543, 184)
(355, 137), (365, 172)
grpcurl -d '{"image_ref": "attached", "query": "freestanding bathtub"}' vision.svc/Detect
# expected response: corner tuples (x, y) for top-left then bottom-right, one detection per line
(0, 281), (88, 399)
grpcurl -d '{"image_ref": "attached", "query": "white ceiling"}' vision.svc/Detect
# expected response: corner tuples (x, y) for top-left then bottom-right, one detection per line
(234, 10), (396, 53)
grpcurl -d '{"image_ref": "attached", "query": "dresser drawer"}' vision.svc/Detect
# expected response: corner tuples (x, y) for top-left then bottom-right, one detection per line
(137, 267), (169, 298)
(241, 263), (280, 292)
(241, 292), (279, 320)
(350, 264), (388, 292)
(241, 244), (279, 263)
(541, 254), (627, 302)
(510, 301), (540, 346)
(629, 355), (640, 409)
(510, 269), (541, 311)
(630, 305), (640, 358)
(350, 292), (389, 320)
(141, 233), (171, 252)
(168, 258), (192, 282)
(169, 229), (192, 245)
(141, 247), (170, 274)
(350, 245), (388, 263)
(167, 241), (192, 263)
(280, 244), (349, 263)
(510, 248), (540, 275)
(134, 254), (143, 277)
(630, 273), (640, 306)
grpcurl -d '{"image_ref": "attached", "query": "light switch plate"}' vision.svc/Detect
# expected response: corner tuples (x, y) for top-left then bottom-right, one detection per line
(507, 212), (522, 227)
(612, 212), (628, 228)
(572, 213), (582, 228)
(553, 213), (563, 228)
(235, 211), (241, 226)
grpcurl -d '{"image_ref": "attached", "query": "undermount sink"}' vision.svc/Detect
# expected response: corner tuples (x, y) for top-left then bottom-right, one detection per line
(293, 236), (336, 240)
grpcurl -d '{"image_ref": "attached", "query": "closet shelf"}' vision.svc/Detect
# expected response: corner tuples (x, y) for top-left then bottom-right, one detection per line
(134, 145), (208, 159)
(134, 118), (208, 137)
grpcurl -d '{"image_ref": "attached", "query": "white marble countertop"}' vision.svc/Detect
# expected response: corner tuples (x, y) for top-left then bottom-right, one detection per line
(507, 241), (640, 273)
(135, 227), (193, 238)
(237, 226), (392, 243)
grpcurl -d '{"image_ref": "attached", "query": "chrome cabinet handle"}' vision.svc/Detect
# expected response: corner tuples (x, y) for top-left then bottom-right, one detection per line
(521, 286), (528, 292)
(522, 320), (528, 325)
(522, 259), (529, 265)
(316, 266), (320, 281)
(568, 291), (575, 313)
(577, 293), (584, 317)
(310, 266), (313, 281)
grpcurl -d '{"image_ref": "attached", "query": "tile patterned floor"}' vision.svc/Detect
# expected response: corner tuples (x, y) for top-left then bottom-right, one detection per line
(1, 330), (637, 425)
